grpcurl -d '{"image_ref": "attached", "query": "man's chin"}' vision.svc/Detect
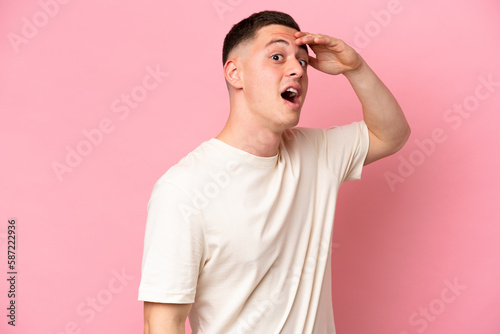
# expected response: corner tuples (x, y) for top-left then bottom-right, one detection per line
(278, 110), (301, 130)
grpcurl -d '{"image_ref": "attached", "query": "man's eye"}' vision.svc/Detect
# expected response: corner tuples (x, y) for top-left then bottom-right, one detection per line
(299, 60), (308, 67)
(271, 54), (284, 61)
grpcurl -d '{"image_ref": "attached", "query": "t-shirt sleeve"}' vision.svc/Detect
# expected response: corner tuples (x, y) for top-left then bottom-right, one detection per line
(325, 120), (370, 183)
(138, 178), (206, 304)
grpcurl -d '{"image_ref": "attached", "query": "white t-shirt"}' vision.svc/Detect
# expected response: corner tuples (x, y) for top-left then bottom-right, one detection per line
(138, 121), (369, 334)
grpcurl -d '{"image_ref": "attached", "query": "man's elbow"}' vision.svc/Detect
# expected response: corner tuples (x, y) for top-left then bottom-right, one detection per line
(392, 124), (411, 154)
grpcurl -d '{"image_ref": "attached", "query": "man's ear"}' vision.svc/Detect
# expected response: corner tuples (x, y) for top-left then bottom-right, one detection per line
(224, 59), (243, 90)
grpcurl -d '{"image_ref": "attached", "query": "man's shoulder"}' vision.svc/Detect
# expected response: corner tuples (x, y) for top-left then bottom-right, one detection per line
(281, 126), (327, 153)
(285, 121), (367, 145)
(283, 126), (323, 142)
(280, 122), (368, 163)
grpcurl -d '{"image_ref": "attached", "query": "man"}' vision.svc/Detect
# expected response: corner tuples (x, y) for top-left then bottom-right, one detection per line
(139, 10), (410, 334)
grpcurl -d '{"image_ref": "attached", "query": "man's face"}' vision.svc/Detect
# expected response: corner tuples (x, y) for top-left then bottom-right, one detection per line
(236, 24), (309, 132)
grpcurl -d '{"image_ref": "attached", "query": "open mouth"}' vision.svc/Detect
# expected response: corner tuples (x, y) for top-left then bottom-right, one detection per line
(281, 87), (299, 104)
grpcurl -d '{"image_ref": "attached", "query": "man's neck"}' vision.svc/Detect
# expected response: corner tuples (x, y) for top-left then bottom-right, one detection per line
(215, 115), (283, 157)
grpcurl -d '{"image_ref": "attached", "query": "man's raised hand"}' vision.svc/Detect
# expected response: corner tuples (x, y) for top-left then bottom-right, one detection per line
(294, 31), (363, 76)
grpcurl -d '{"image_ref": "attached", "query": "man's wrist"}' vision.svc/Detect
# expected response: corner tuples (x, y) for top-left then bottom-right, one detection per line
(343, 57), (367, 80)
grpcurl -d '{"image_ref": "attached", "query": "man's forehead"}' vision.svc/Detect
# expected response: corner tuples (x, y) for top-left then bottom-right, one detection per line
(255, 25), (308, 53)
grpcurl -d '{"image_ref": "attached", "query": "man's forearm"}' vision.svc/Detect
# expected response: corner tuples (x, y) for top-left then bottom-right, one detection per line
(344, 58), (410, 151)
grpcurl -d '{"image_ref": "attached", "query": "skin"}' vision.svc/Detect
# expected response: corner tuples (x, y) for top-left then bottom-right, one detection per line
(144, 23), (411, 334)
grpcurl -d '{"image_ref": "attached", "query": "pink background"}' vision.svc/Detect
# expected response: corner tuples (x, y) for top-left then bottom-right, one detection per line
(1, 0), (499, 333)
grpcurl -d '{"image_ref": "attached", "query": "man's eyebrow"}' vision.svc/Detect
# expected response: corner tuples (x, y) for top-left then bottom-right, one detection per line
(265, 38), (308, 53)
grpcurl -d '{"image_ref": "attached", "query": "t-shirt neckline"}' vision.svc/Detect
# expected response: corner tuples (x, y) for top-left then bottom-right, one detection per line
(208, 138), (279, 168)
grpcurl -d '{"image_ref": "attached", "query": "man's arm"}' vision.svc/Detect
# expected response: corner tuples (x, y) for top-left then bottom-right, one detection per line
(144, 302), (192, 334)
(343, 58), (410, 165)
(295, 32), (411, 165)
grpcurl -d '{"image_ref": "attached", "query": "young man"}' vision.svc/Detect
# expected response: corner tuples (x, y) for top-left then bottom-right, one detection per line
(139, 10), (410, 334)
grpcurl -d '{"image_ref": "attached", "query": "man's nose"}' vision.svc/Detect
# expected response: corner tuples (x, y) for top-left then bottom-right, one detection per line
(286, 58), (305, 78)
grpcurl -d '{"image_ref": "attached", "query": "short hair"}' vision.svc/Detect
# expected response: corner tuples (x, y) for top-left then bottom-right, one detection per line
(222, 10), (303, 65)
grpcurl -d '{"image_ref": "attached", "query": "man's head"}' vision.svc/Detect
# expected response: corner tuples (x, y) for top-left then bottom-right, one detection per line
(222, 11), (306, 66)
(222, 11), (309, 132)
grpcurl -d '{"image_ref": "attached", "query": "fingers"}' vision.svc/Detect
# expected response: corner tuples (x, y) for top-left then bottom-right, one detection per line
(294, 31), (308, 38)
(294, 31), (339, 47)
